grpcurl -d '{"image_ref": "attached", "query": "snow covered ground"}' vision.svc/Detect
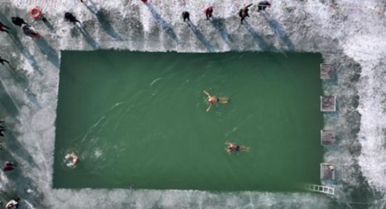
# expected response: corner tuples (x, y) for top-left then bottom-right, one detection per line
(0, 0), (385, 208)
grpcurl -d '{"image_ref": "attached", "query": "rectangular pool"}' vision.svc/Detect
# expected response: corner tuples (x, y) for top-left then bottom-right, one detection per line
(54, 51), (323, 191)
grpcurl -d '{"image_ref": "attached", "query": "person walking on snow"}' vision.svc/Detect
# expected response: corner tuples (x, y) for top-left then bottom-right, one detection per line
(258, 1), (271, 12)
(182, 11), (190, 22)
(205, 6), (213, 20)
(11, 17), (26, 27)
(22, 24), (40, 39)
(64, 12), (81, 24)
(239, 4), (252, 24)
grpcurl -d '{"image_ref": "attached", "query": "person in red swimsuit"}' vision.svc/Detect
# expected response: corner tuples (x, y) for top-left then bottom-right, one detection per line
(203, 90), (229, 112)
(225, 142), (249, 154)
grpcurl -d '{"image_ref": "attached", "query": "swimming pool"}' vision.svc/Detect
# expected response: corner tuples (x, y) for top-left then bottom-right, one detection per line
(54, 51), (323, 191)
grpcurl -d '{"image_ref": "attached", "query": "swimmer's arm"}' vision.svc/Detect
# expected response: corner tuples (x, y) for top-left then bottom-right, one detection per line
(203, 90), (211, 97)
(206, 103), (212, 112)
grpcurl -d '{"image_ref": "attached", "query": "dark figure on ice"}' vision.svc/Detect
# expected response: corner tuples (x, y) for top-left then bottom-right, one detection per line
(11, 17), (27, 27)
(0, 119), (5, 137)
(258, 1), (271, 12)
(0, 22), (10, 33)
(0, 55), (10, 66)
(22, 24), (40, 39)
(3, 161), (16, 171)
(5, 199), (18, 209)
(64, 12), (81, 24)
(0, 127), (4, 137)
(205, 6), (213, 20)
(239, 4), (252, 24)
(182, 11), (190, 22)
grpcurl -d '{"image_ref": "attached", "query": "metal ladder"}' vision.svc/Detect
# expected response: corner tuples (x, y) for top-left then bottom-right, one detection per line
(304, 184), (335, 195)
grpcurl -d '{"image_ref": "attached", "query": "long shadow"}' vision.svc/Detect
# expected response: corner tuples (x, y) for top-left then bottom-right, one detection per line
(75, 25), (101, 49)
(24, 88), (42, 110)
(42, 18), (55, 33)
(0, 145), (44, 208)
(188, 22), (215, 52)
(34, 38), (60, 69)
(93, 9), (124, 41)
(83, 0), (99, 14)
(262, 13), (295, 50)
(4, 64), (28, 87)
(83, 0), (123, 41)
(4, 65), (42, 109)
(210, 18), (233, 47)
(144, 2), (179, 44)
(0, 77), (19, 118)
(8, 35), (43, 76)
(82, 0), (123, 41)
(1, 130), (39, 169)
(0, 14), (43, 75)
(244, 21), (270, 50)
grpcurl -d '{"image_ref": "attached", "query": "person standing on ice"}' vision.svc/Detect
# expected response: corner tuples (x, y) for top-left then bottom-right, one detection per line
(239, 4), (252, 24)
(11, 17), (27, 27)
(64, 12), (81, 25)
(0, 21), (10, 33)
(22, 24), (40, 39)
(205, 6), (214, 20)
(3, 161), (16, 171)
(0, 120), (5, 137)
(0, 55), (10, 66)
(257, 1), (271, 12)
(5, 199), (18, 209)
(182, 11), (190, 22)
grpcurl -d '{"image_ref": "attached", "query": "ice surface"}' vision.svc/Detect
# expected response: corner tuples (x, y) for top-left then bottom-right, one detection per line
(0, 0), (385, 208)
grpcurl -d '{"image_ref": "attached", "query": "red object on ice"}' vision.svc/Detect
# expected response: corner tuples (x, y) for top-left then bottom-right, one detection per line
(141, 0), (147, 2)
(30, 7), (42, 19)
(205, 6), (213, 15)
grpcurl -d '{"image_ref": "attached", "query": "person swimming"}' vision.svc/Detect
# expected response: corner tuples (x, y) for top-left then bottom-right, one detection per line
(203, 90), (229, 112)
(225, 142), (249, 154)
(65, 152), (78, 167)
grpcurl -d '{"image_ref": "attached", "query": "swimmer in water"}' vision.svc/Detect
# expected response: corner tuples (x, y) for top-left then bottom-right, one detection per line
(203, 90), (229, 112)
(65, 152), (78, 167)
(225, 141), (249, 154)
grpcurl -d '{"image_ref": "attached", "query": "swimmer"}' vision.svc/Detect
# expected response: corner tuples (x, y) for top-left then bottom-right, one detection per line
(225, 141), (249, 154)
(65, 152), (78, 167)
(203, 90), (229, 112)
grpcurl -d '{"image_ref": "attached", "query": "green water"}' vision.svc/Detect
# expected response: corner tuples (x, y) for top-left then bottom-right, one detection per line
(54, 51), (323, 191)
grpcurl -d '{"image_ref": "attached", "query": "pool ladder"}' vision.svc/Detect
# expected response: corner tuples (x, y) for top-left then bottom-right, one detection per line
(304, 184), (335, 195)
